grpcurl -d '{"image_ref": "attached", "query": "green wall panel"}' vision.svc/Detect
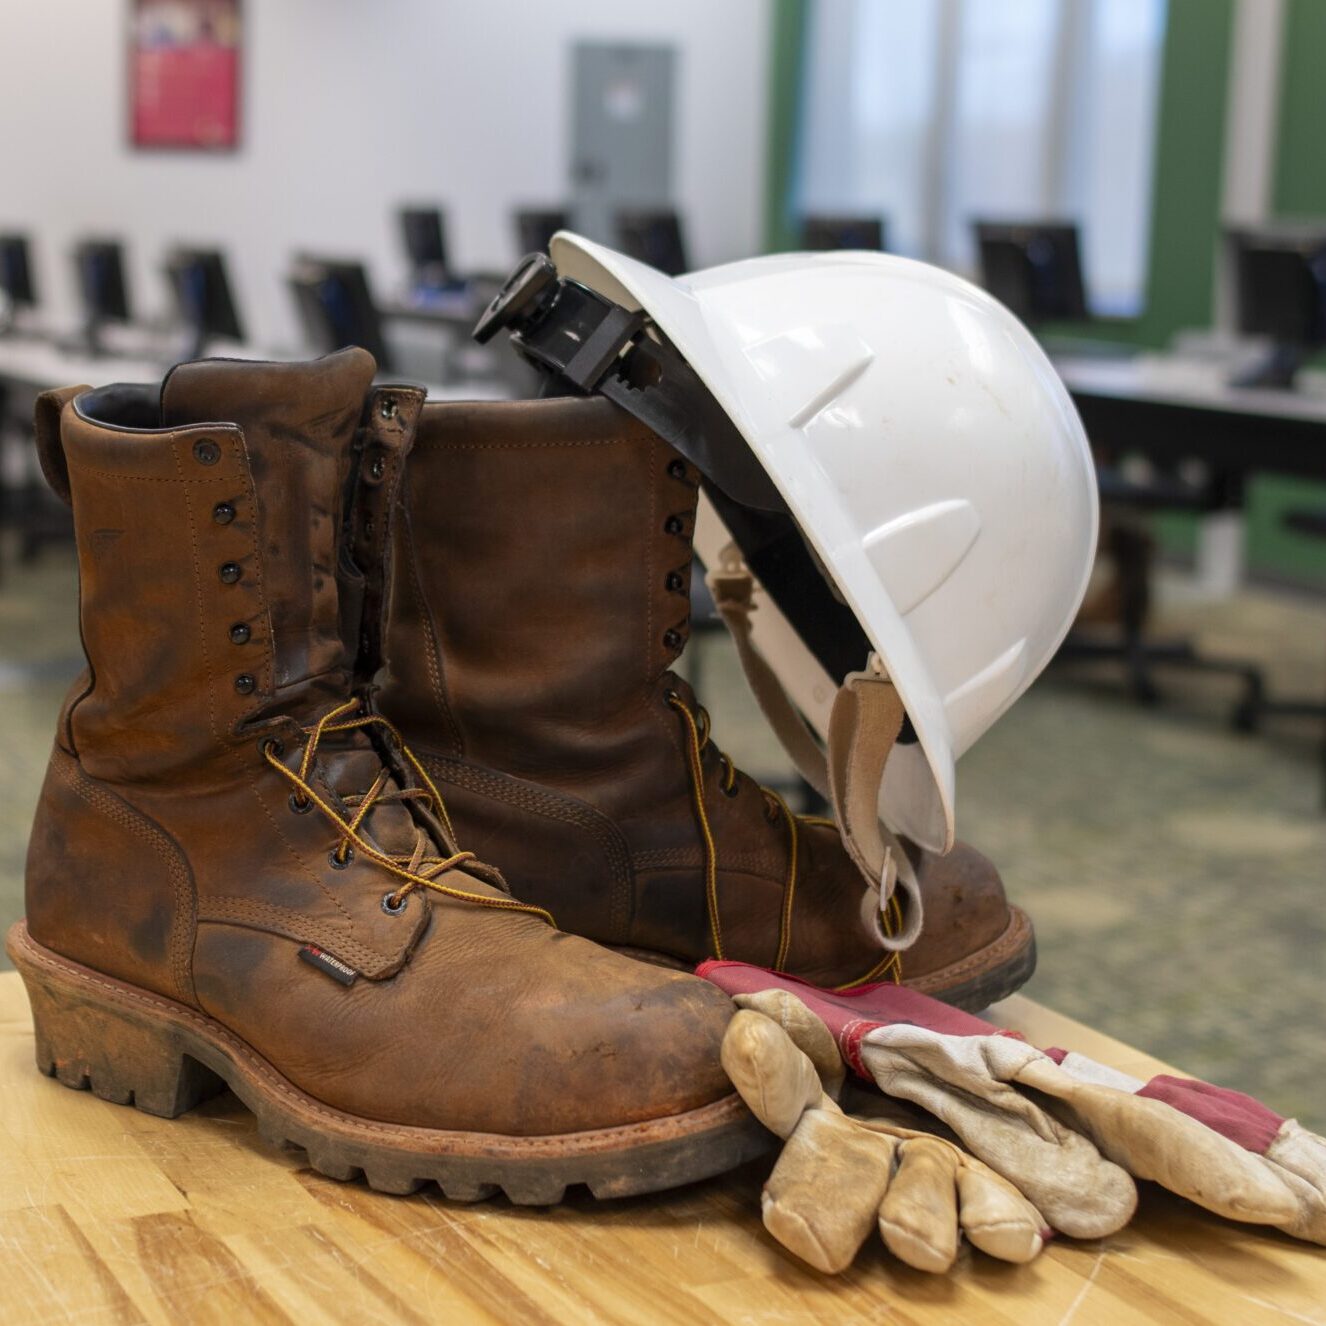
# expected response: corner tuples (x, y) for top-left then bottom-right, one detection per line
(1134, 0), (1235, 348)
(763, 0), (808, 253)
(1274, 0), (1326, 217)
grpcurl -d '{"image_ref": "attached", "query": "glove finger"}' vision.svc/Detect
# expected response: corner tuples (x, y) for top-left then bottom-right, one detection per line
(1015, 1060), (1300, 1229)
(877, 1137), (961, 1274)
(864, 1040), (1137, 1239)
(955, 1161), (1048, 1265)
(734, 989), (846, 1098)
(763, 1108), (896, 1274)
(1264, 1120), (1326, 1245)
(721, 1008), (825, 1138)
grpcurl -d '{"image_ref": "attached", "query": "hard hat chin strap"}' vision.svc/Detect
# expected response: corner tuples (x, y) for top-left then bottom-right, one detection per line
(708, 557), (923, 952)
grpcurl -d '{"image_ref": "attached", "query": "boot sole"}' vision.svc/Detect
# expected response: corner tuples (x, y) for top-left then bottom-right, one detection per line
(899, 904), (1037, 1012)
(613, 904), (1037, 1013)
(5, 920), (771, 1205)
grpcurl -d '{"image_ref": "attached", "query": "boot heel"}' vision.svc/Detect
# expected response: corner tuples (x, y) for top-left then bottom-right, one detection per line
(11, 933), (226, 1119)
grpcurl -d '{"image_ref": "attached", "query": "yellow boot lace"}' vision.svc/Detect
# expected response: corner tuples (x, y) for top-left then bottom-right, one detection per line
(667, 689), (901, 989)
(262, 697), (554, 923)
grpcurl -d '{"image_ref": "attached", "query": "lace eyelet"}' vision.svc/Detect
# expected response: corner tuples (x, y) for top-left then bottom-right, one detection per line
(663, 515), (684, 535)
(260, 737), (284, 758)
(664, 688), (680, 704)
(665, 571), (684, 592)
(381, 891), (407, 915)
(330, 848), (353, 870)
(722, 781), (740, 799)
(288, 792), (312, 814)
(662, 628), (683, 650)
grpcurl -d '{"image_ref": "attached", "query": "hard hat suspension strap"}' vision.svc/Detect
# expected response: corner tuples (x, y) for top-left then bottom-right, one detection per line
(709, 545), (924, 952)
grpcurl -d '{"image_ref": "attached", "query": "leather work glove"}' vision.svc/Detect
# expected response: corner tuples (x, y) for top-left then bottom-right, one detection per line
(722, 988), (1049, 1273)
(705, 962), (1326, 1249)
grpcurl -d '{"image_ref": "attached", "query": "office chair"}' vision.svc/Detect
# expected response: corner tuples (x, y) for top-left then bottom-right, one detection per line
(1234, 506), (1326, 805)
(801, 215), (887, 252)
(288, 256), (393, 372)
(1057, 466), (1264, 720)
(615, 209), (689, 276)
(514, 208), (569, 256)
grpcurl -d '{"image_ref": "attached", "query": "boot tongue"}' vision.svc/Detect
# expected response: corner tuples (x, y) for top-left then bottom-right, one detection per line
(160, 348), (377, 712)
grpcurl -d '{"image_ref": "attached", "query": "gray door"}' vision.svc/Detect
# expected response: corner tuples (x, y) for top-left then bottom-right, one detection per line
(570, 43), (676, 244)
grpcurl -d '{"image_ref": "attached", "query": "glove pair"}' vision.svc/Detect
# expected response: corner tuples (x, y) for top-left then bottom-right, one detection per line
(707, 961), (1326, 1275)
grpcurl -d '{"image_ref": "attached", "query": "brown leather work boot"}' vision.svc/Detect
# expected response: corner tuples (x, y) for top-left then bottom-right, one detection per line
(380, 394), (1035, 1008)
(9, 350), (764, 1203)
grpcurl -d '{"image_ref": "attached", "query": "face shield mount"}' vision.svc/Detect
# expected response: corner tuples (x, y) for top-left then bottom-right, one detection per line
(474, 253), (786, 513)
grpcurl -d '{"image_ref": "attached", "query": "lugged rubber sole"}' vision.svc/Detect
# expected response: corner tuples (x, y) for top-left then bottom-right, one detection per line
(615, 904), (1037, 1013)
(5, 920), (771, 1205)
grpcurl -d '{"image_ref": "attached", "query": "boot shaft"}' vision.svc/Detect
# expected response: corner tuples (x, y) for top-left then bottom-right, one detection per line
(26, 352), (461, 1002)
(49, 350), (379, 782)
(385, 395), (698, 793)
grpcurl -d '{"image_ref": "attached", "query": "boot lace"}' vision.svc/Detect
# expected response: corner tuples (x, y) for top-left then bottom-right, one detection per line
(666, 689), (901, 989)
(263, 697), (554, 923)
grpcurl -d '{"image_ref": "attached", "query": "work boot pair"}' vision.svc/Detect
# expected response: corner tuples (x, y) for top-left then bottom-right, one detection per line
(11, 350), (1029, 1200)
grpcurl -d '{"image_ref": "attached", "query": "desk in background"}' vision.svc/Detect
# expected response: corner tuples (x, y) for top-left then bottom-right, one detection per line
(1057, 355), (1326, 482)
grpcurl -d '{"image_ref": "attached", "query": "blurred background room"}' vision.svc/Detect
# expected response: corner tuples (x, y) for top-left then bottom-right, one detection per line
(0, 0), (1322, 1128)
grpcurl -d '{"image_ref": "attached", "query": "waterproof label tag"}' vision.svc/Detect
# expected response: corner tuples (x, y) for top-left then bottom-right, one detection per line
(298, 944), (358, 986)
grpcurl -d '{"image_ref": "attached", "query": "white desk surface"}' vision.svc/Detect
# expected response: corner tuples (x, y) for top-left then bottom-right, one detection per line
(0, 333), (509, 403)
(1054, 353), (1326, 424)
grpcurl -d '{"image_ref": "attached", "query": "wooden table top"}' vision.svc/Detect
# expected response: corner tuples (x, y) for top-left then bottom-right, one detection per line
(1, 969), (1321, 1324)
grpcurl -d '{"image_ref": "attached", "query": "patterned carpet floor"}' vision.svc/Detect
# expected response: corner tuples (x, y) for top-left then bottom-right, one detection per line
(2, 546), (1323, 1130)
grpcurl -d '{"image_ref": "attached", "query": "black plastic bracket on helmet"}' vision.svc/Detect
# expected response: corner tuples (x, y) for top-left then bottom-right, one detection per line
(473, 253), (787, 513)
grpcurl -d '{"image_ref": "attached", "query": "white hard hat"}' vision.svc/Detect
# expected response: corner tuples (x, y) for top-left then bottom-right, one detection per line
(485, 235), (1098, 855)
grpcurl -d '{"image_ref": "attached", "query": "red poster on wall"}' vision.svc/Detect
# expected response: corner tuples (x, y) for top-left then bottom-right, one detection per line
(130, 0), (241, 150)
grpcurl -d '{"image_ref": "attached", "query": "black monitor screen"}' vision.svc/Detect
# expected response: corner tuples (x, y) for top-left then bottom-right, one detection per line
(75, 240), (131, 324)
(1231, 233), (1326, 348)
(400, 207), (448, 274)
(166, 247), (244, 345)
(616, 209), (688, 276)
(975, 221), (1088, 323)
(0, 235), (35, 305)
(802, 215), (887, 252)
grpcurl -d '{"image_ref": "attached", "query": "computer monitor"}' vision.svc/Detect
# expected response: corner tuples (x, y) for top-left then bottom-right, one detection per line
(74, 239), (131, 326)
(1227, 229), (1326, 388)
(974, 221), (1088, 324)
(616, 209), (689, 276)
(165, 247), (244, 358)
(514, 208), (569, 256)
(801, 215), (887, 252)
(0, 234), (36, 307)
(288, 255), (392, 371)
(72, 239), (131, 352)
(399, 207), (449, 283)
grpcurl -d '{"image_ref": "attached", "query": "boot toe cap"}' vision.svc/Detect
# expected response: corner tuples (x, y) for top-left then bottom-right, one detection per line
(494, 930), (737, 1135)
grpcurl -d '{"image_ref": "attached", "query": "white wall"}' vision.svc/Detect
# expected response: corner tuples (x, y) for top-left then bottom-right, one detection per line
(0, 0), (771, 349)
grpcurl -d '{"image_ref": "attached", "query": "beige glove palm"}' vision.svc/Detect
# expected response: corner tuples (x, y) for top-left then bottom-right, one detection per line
(723, 990), (1048, 1274)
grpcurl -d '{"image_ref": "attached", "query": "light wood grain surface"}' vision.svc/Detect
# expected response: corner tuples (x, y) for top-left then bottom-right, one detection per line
(1, 970), (1322, 1325)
